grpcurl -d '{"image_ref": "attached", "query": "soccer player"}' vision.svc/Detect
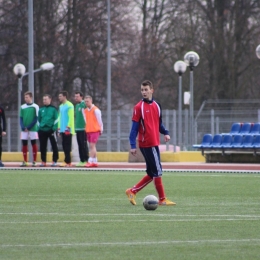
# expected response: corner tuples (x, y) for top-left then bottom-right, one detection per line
(126, 80), (176, 206)
(20, 91), (39, 167)
(58, 91), (75, 167)
(83, 95), (103, 167)
(0, 105), (6, 167)
(74, 91), (89, 167)
(38, 94), (59, 167)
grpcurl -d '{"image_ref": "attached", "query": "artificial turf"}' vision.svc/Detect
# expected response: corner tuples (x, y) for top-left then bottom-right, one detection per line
(0, 169), (259, 259)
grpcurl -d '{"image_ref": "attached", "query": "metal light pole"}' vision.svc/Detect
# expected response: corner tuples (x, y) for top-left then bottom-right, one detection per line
(106, 0), (111, 151)
(28, 0), (34, 98)
(13, 62), (54, 152)
(184, 51), (200, 148)
(173, 61), (187, 150)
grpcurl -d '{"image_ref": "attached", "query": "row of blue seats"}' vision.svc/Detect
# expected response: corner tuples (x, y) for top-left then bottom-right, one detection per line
(193, 134), (260, 150)
(227, 122), (260, 135)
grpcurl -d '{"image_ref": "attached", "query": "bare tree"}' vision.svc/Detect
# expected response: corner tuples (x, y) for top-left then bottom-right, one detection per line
(1, 0), (260, 112)
(193, 0), (260, 103)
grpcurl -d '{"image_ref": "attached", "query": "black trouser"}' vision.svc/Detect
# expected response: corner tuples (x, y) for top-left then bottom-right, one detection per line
(76, 130), (89, 162)
(38, 130), (59, 163)
(61, 133), (72, 164)
(0, 126), (2, 161)
(140, 146), (162, 178)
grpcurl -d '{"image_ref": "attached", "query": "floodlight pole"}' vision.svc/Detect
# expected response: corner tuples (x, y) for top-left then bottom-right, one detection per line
(184, 51), (199, 149)
(189, 64), (194, 147)
(178, 72), (183, 149)
(17, 73), (31, 152)
(106, 0), (111, 151)
(28, 0), (34, 99)
(174, 60), (187, 150)
(17, 77), (23, 151)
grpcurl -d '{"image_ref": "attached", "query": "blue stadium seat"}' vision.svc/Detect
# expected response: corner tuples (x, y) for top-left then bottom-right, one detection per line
(210, 134), (223, 148)
(193, 134), (212, 149)
(249, 123), (260, 135)
(239, 122), (253, 135)
(229, 123), (242, 135)
(252, 135), (260, 149)
(221, 134), (233, 148)
(241, 135), (254, 148)
(231, 134), (243, 148)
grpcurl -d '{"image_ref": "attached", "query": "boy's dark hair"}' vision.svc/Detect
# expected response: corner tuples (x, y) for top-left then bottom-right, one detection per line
(141, 80), (153, 89)
(59, 91), (68, 98)
(24, 91), (33, 97)
(75, 91), (83, 97)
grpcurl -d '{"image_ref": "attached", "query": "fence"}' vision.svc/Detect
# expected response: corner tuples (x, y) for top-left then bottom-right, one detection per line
(3, 106), (260, 152)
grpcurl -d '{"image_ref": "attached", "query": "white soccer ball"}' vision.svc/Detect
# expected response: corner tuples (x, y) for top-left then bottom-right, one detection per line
(143, 195), (159, 210)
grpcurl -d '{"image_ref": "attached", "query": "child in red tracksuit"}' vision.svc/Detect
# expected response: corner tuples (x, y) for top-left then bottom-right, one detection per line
(126, 80), (176, 206)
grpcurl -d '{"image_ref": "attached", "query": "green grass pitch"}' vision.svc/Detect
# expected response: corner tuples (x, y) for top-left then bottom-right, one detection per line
(0, 169), (259, 260)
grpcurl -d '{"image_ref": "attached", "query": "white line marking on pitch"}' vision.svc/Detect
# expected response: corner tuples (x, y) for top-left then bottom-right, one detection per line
(0, 213), (260, 217)
(1, 239), (260, 248)
(0, 218), (260, 224)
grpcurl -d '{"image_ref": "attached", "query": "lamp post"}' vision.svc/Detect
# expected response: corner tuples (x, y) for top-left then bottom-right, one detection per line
(106, 0), (111, 152)
(184, 51), (200, 148)
(28, 0), (34, 97)
(13, 62), (54, 151)
(173, 61), (187, 150)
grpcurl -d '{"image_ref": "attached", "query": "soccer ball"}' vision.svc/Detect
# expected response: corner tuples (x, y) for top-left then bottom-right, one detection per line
(143, 195), (159, 210)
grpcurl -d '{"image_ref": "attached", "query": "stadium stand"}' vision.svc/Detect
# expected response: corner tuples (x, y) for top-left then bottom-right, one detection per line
(193, 122), (260, 163)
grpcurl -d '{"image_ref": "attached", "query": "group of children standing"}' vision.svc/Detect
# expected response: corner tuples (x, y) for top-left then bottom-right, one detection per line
(0, 90), (103, 168)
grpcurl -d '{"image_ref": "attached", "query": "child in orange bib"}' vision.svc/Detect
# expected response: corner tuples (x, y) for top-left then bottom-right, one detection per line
(83, 95), (103, 167)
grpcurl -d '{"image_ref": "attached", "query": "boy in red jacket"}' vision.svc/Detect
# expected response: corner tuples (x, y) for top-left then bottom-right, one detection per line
(126, 80), (176, 206)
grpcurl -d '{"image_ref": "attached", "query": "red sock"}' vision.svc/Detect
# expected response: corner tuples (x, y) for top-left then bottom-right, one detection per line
(153, 177), (166, 201)
(32, 144), (38, 162)
(22, 145), (28, 162)
(131, 175), (153, 194)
